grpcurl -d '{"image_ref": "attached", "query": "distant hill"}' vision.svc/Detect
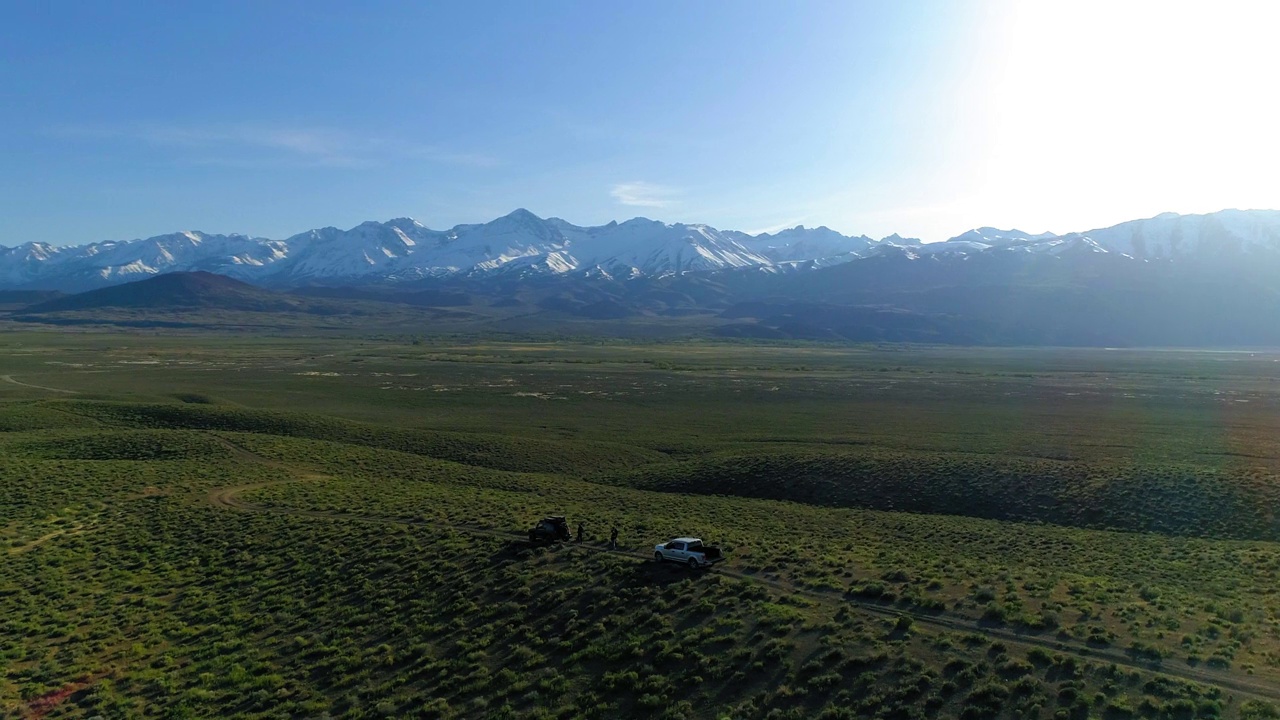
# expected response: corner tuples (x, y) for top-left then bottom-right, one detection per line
(716, 301), (991, 343)
(0, 290), (61, 311)
(289, 285), (472, 307)
(23, 271), (315, 314)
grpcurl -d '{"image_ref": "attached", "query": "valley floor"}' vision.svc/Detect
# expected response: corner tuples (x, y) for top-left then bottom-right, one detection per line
(2, 333), (1279, 718)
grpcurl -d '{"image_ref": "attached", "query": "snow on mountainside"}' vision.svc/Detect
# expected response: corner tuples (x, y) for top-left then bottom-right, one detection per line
(728, 225), (879, 263)
(0, 232), (287, 290)
(565, 218), (770, 276)
(945, 227), (1058, 245)
(273, 210), (771, 283)
(912, 212), (1280, 261)
(4, 209), (1280, 291)
(1067, 210), (1280, 259)
(80, 232), (289, 281)
(921, 228), (1103, 257)
(1030, 237), (1109, 256)
(279, 219), (442, 281)
(0, 242), (64, 287)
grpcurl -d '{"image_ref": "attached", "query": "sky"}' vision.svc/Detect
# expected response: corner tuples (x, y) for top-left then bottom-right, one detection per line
(2, 0), (1278, 246)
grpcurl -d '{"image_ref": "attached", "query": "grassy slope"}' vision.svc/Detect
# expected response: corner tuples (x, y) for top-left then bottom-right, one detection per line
(2, 336), (1280, 718)
(55, 401), (667, 476)
(2, 422), (1273, 719)
(600, 447), (1280, 541)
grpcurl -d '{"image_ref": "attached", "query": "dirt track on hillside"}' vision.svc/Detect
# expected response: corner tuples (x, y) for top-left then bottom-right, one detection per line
(0, 374), (78, 394)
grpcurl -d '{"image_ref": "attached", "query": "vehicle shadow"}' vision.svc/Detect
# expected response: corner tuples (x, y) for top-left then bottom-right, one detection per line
(619, 559), (703, 589)
(489, 541), (534, 564)
(484, 535), (575, 565)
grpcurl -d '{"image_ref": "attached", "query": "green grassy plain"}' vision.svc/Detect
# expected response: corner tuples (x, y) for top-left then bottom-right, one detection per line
(2, 332), (1280, 718)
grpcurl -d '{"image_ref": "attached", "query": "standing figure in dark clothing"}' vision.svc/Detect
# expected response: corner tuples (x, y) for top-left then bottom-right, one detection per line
(609, 525), (619, 550)
(577, 521), (585, 543)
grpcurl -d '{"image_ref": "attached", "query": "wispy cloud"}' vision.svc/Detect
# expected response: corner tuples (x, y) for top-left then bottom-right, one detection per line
(610, 181), (678, 209)
(46, 122), (499, 169)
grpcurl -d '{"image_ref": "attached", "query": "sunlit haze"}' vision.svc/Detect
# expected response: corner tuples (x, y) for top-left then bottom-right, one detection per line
(966, 0), (1280, 237)
(1, 0), (1276, 244)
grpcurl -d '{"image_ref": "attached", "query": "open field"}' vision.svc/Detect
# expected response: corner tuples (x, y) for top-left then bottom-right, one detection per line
(3, 332), (1280, 718)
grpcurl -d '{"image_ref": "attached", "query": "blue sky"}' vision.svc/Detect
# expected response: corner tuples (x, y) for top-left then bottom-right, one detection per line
(2, 1), (1277, 245)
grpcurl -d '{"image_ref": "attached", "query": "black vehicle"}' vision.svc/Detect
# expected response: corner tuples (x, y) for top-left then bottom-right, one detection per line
(528, 516), (571, 544)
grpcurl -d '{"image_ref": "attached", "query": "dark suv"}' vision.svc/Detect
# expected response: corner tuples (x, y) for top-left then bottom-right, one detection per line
(528, 516), (571, 544)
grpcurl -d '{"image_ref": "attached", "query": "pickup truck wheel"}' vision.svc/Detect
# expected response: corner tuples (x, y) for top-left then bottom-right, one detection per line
(654, 552), (664, 562)
(688, 557), (700, 569)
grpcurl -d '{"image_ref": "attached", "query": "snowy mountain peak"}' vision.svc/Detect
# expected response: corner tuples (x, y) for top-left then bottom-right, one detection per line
(944, 228), (1056, 245)
(11, 242), (59, 261)
(618, 217), (664, 229)
(880, 233), (921, 245)
(6, 208), (1280, 292)
(1064, 209), (1280, 260)
(384, 217), (425, 228)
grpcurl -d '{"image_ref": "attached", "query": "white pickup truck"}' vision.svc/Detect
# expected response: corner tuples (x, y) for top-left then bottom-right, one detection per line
(653, 537), (724, 568)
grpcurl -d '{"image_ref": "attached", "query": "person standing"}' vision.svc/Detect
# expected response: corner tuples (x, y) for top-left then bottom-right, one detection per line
(576, 521), (585, 543)
(609, 525), (619, 550)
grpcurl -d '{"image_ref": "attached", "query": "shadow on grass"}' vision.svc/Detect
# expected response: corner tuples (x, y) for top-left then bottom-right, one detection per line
(619, 558), (706, 589)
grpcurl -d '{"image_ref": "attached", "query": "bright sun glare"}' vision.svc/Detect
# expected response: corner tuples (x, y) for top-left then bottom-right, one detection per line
(966, 0), (1280, 232)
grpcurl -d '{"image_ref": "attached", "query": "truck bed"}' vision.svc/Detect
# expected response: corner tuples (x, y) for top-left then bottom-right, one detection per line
(690, 544), (723, 561)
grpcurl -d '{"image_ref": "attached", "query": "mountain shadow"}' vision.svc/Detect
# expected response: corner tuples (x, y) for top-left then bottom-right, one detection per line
(22, 271), (319, 314)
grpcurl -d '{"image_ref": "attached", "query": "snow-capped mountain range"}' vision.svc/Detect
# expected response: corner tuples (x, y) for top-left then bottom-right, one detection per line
(3, 208), (1280, 291)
